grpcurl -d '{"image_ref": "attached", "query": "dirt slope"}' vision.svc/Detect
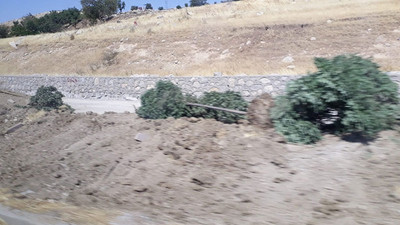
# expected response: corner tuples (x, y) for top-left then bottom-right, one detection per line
(1, 92), (400, 225)
(0, 0), (399, 76)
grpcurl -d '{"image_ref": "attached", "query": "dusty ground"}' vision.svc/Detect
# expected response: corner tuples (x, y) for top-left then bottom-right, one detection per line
(1, 91), (400, 225)
(0, 0), (400, 76)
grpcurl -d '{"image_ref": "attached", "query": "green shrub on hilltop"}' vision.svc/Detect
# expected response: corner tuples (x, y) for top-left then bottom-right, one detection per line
(81, 0), (119, 24)
(271, 55), (399, 144)
(9, 8), (82, 37)
(0, 25), (9, 38)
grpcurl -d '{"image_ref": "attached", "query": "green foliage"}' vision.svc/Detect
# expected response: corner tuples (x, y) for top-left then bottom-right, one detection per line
(145, 3), (153, 10)
(184, 94), (207, 118)
(81, 0), (118, 24)
(196, 91), (247, 123)
(9, 8), (81, 37)
(137, 81), (187, 119)
(190, 0), (207, 7)
(131, 6), (139, 10)
(117, 0), (125, 12)
(271, 55), (399, 144)
(274, 114), (322, 144)
(271, 96), (322, 144)
(184, 3), (189, 7)
(10, 21), (28, 37)
(0, 25), (9, 38)
(137, 81), (248, 123)
(176, 5), (182, 9)
(10, 15), (38, 36)
(158, 7), (164, 10)
(29, 86), (66, 111)
(36, 8), (81, 33)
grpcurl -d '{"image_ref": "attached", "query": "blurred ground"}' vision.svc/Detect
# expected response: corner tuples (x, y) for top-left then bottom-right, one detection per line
(1, 91), (400, 225)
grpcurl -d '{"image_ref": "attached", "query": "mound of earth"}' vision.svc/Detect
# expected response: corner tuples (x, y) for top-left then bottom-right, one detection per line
(247, 93), (274, 129)
(1, 91), (400, 225)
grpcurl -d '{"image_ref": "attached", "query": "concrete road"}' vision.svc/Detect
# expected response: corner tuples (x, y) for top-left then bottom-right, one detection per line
(63, 98), (141, 114)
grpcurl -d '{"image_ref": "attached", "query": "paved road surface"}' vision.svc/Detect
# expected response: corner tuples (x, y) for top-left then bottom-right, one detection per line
(63, 98), (141, 114)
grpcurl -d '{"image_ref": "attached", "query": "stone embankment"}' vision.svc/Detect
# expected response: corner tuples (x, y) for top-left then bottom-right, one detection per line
(1, 73), (399, 100)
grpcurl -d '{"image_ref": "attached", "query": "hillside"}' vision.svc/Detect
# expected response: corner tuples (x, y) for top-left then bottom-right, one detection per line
(0, 0), (399, 76)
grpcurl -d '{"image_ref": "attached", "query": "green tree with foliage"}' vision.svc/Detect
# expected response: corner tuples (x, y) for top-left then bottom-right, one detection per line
(23, 14), (40, 35)
(59, 8), (82, 27)
(131, 5), (138, 10)
(9, 8), (81, 36)
(271, 55), (399, 144)
(10, 21), (27, 36)
(0, 25), (9, 38)
(145, 3), (153, 10)
(158, 6), (164, 10)
(190, 0), (207, 7)
(117, 0), (126, 13)
(81, 0), (118, 24)
(176, 5), (182, 9)
(10, 14), (39, 36)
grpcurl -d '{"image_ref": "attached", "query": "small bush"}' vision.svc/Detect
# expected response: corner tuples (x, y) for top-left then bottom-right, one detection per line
(137, 81), (187, 119)
(29, 86), (66, 111)
(271, 55), (399, 144)
(197, 91), (248, 123)
(0, 25), (9, 38)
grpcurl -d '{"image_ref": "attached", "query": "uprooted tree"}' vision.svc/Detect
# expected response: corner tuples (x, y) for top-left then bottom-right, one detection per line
(271, 55), (399, 144)
(137, 81), (247, 123)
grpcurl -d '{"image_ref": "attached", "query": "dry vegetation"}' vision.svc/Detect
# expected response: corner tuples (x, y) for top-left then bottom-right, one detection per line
(0, 0), (399, 76)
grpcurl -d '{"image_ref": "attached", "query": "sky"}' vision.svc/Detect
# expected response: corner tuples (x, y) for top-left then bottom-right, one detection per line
(0, 0), (220, 23)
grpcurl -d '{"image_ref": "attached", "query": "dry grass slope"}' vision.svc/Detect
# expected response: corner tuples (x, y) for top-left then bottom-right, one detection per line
(0, 0), (399, 76)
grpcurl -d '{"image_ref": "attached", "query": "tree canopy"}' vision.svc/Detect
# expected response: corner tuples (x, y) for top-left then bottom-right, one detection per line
(81, 0), (118, 24)
(190, 0), (207, 7)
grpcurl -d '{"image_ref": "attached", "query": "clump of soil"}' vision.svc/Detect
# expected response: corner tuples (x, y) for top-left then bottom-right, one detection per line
(1, 91), (400, 225)
(247, 93), (274, 129)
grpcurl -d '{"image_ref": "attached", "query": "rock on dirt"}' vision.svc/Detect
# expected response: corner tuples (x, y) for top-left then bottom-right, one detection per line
(8, 42), (18, 49)
(282, 55), (294, 63)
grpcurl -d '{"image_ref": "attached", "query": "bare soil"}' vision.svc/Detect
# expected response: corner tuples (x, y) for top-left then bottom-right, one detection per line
(1, 92), (400, 225)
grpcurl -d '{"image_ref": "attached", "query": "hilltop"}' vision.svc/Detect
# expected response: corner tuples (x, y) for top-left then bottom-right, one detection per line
(0, 0), (399, 76)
